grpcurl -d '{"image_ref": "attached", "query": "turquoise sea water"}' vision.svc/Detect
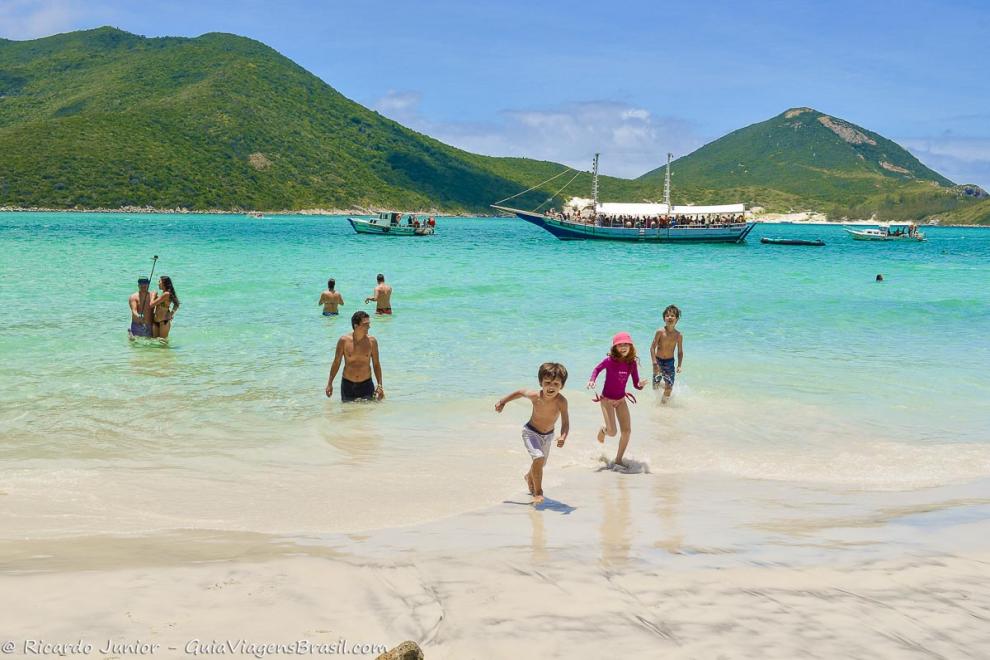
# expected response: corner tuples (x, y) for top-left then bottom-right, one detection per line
(2, 213), (989, 534)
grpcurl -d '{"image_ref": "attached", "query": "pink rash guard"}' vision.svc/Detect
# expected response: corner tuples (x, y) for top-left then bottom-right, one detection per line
(589, 356), (644, 401)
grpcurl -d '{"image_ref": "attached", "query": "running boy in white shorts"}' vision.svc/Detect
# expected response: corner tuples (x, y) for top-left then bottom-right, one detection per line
(495, 363), (570, 505)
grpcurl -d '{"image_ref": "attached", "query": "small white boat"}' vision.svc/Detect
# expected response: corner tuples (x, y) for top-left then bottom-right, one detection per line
(845, 222), (925, 242)
(348, 212), (436, 236)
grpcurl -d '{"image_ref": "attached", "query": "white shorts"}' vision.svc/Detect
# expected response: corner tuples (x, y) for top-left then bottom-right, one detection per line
(522, 423), (554, 460)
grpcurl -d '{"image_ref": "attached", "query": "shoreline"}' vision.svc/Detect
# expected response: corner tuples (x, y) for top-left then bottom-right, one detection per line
(752, 219), (990, 228)
(0, 206), (481, 217)
(1, 207), (986, 226)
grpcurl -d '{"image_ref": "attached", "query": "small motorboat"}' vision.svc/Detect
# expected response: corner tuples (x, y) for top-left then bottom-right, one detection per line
(844, 222), (925, 242)
(761, 237), (825, 246)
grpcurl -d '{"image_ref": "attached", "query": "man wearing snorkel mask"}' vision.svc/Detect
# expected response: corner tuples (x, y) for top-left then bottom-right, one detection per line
(128, 276), (153, 339)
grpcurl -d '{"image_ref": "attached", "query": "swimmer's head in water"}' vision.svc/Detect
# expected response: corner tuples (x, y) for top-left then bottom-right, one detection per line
(538, 362), (568, 391)
(377, 273), (385, 283)
(328, 278), (335, 290)
(351, 310), (370, 329)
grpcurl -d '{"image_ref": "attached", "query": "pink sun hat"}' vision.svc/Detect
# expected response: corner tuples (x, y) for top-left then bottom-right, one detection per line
(612, 331), (634, 347)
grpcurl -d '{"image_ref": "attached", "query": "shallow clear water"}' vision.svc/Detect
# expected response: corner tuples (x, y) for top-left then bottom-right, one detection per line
(1, 213), (989, 534)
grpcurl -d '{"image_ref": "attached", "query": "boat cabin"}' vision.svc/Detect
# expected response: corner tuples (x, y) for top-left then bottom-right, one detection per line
(369, 212), (404, 225)
(371, 212), (403, 225)
(369, 212), (434, 229)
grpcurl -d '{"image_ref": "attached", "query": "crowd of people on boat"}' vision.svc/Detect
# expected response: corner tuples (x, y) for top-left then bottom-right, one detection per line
(887, 224), (919, 237)
(545, 209), (746, 228)
(380, 213), (436, 229)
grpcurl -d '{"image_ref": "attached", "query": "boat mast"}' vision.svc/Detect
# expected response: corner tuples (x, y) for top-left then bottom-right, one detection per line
(591, 153), (600, 214)
(663, 152), (672, 211)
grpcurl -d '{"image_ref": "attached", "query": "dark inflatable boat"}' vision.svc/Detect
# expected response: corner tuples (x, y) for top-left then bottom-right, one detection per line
(760, 237), (826, 246)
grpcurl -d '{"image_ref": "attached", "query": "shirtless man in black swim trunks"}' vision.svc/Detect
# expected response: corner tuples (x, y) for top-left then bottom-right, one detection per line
(325, 310), (385, 402)
(364, 273), (393, 315)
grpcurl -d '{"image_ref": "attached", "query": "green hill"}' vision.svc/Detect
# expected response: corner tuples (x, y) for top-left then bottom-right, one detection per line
(0, 29), (985, 223)
(0, 27), (626, 212)
(638, 107), (983, 221)
(935, 197), (990, 225)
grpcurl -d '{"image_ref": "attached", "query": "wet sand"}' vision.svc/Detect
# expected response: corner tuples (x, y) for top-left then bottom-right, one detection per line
(3, 468), (988, 659)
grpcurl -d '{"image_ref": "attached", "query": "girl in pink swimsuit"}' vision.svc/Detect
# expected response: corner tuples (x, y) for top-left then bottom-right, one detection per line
(587, 332), (646, 469)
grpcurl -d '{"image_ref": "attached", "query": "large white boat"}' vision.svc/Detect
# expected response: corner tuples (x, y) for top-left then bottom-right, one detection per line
(845, 222), (925, 242)
(348, 212), (436, 236)
(492, 154), (755, 244)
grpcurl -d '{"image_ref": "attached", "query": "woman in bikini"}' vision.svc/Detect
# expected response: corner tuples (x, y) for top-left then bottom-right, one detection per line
(150, 275), (180, 339)
(587, 332), (646, 469)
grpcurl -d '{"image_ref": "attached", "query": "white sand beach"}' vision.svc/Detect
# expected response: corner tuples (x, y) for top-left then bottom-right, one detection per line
(3, 466), (988, 659)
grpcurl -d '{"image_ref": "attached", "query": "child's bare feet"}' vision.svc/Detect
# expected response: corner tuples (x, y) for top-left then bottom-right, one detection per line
(524, 472), (534, 495)
(597, 426), (606, 444)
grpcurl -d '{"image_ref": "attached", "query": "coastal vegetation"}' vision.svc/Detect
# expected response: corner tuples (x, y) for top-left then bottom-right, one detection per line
(0, 28), (986, 223)
(935, 197), (990, 225)
(637, 108), (986, 223)
(0, 28), (574, 212)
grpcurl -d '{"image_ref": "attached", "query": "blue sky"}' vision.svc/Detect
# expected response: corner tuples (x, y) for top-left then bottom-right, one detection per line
(2, 0), (988, 186)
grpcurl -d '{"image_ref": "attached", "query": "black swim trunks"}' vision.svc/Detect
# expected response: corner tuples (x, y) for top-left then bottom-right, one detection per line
(341, 377), (375, 402)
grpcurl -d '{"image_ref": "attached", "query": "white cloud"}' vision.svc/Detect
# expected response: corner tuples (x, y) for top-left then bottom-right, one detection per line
(621, 108), (649, 121)
(0, 0), (90, 39)
(902, 137), (990, 189)
(372, 92), (703, 179)
(373, 90), (421, 116)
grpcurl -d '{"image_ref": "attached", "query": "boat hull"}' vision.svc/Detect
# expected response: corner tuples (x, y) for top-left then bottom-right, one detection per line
(348, 218), (434, 236)
(761, 237), (825, 246)
(499, 208), (755, 243)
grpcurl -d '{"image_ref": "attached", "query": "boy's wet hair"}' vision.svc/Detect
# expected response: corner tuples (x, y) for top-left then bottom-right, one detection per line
(328, 278), (335, 290)
(377, 273), (385, 282)
(538, 362), (568, 386)
(663, 304), (681, 319)
(351, 310), (369, 328)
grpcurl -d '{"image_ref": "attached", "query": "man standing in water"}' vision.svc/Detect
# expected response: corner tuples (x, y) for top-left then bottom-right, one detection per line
(128, 276), (153, 339)
(319, 278), (344, 316)
(364, 273), (393, 315)
(325, 310), (385, 402)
